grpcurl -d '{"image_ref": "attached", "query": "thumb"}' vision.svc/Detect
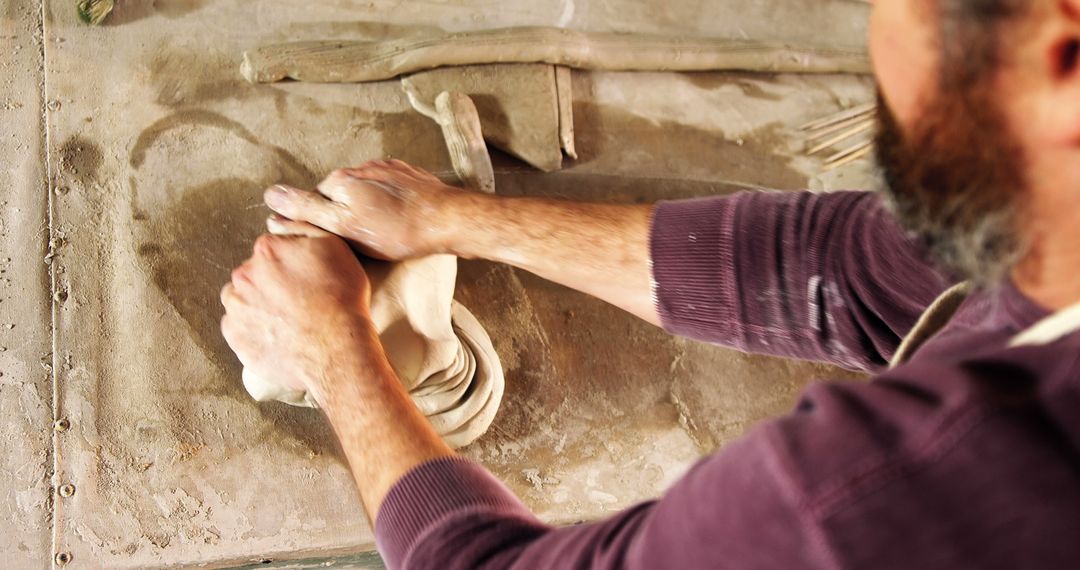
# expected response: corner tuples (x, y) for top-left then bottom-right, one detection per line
(266, 214), (335, 238)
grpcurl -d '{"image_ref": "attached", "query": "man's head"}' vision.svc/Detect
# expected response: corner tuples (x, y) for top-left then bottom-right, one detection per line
(869, 0), (1080, 283)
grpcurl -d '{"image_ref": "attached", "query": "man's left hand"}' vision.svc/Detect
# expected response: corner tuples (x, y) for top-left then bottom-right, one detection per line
(220, 223), (377, 407)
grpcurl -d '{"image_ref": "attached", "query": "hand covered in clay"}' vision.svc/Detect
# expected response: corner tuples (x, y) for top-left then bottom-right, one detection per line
(264, 160), (465, 261)
(220, 225), (379, 406)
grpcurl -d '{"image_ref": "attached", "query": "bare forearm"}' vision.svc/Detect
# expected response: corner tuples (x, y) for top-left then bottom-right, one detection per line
(445, 192), (659, 325)
(318, 320), (454, 521)
(265, 164), (659, 323)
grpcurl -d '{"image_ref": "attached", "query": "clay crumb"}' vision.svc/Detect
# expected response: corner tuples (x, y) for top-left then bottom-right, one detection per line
(522, 468), (544, 490)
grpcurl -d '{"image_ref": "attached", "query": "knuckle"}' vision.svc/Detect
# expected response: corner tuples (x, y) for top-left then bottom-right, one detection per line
(328, 168), (351, 182)
(219, 315), (236, 342)
(264, 186), (294, 213)
(320, 206), (347, 230)
(254, 234), (276, 255)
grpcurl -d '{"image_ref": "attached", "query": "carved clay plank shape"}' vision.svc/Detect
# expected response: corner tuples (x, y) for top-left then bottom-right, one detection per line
(555, 66), (577, 161)
(403, 64), (565, 172)
(404, 85), (496, 194)
(240, 26), (871, 84)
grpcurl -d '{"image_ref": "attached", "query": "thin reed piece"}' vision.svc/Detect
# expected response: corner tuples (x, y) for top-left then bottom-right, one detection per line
(806, 114), (875, 141)
(823, 141), (873, 170)
(798, 102), (875, 131)
(808, 120), (874, 154)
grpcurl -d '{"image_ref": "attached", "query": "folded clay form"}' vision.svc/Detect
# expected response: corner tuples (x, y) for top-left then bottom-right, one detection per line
(241, 26), (871, 84)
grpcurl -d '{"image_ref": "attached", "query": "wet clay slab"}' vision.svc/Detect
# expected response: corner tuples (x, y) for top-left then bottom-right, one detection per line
(31, 0), (874, 567)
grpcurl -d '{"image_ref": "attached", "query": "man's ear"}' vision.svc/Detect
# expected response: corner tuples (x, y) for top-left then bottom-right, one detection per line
(1051, 0), (1080, 79)
(1043, 0), (1080, 145)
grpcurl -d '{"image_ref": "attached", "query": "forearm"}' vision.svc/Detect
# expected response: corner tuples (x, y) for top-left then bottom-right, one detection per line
(649, 191), (956, 370)
(318, 319), (454, 521)
(444, 192), (659, 325)
(375, 417), (811, 569)
(265, 164), (660, 324)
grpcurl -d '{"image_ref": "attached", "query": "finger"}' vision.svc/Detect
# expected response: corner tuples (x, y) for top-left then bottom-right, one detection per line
(230, 260), (254, 287)
(357, 160), (439, 186)
(346, 159), (419, 181)
(386, 158), (419, 173)
(220, 314), (233, 343)
(317, 169), (409, 208)
(350, 159), (394, 172)
(340, 169), (417, 201)
(355, 159), (392, 171)
(253, 234), (286, 262)
(264, 185), (347, 233)
(316, 169), (360, 203)
(220, 314), (245, 356)
(386, 158), (439, 181)
(340, 163), (403, 185)
(220, 282), (241, 309)
(266, 214), (334, 238)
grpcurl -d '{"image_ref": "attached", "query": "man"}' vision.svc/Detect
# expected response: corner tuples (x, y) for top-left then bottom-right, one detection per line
(220, 0), (1080, 568)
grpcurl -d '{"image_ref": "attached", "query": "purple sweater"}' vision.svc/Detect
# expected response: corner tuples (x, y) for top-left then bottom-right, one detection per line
(375, 191), (1080, 569)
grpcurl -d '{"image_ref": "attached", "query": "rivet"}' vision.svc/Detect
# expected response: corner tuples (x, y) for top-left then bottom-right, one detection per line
(55, 186), (69, 196)
(54, 418), (70, 432)
(47, 100), (61, 111)
(58, 483), (75, 498)
(54, 551), (72, 565)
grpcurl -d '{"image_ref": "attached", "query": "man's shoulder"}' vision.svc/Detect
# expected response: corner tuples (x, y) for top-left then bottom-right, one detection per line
(750, 337), (1080, 566)
(767, 336), (1080, 511)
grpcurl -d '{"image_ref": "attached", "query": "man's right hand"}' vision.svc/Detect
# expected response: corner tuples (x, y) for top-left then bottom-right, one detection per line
(268, 158), (661, 326)
(264, 159), (466, 261)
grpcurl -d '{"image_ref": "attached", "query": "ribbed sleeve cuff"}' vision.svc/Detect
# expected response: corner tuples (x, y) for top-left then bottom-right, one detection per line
(650, 195), (739, 337)
(375, 456), (533, 569)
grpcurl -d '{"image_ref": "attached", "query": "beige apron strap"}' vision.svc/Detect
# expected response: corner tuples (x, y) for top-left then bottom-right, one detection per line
(889, 281), (973, 369)
(1009, 301), (1080, 348)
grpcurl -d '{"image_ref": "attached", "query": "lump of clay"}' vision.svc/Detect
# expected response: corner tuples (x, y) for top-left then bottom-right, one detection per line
(242, 254), (504, 450)
(245, 91), (507, 449)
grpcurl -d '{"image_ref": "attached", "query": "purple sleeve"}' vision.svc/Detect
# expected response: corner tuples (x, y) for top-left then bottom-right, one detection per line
(650, 190), (955, 371)
(375, 438), (827, 570)
(375, 337), (1080, 569)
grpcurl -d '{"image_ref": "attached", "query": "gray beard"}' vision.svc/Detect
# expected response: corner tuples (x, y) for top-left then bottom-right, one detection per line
(873, 90), (1028, 285)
